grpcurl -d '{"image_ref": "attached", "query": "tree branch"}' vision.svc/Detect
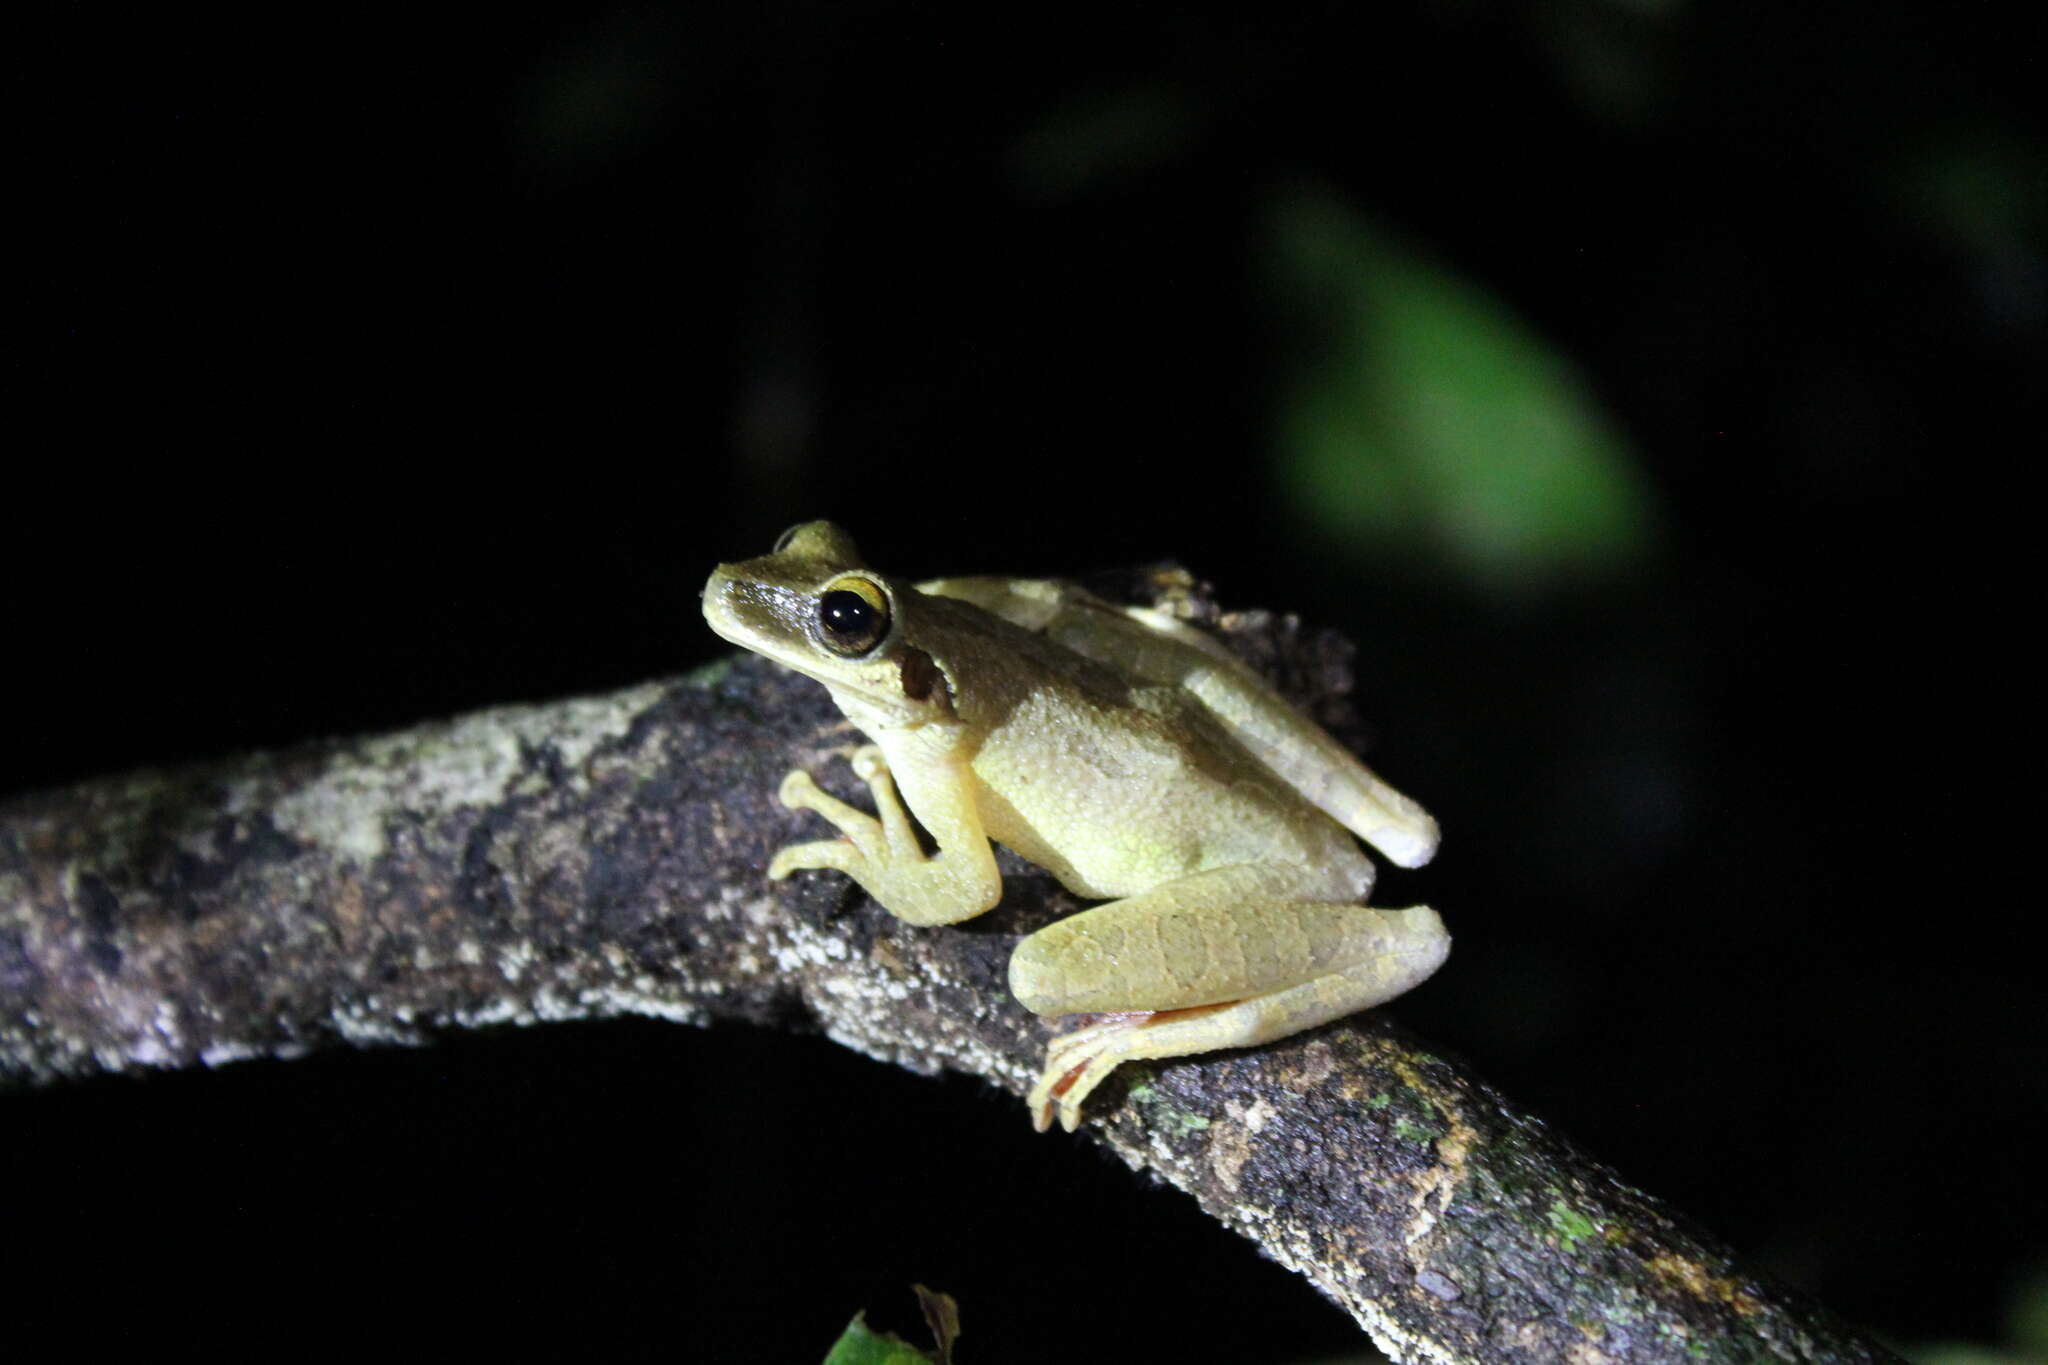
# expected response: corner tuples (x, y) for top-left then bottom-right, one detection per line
(0, 571), (1896, 1365)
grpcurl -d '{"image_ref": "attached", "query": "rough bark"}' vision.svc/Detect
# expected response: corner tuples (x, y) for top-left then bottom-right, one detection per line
(0, 568), (1896, 1365)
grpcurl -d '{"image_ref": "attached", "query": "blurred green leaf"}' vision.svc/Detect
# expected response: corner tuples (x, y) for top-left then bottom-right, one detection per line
(2013, 1261), (2048, 1355)
(1266, 185), (1654, 594)
(1901, 1255), (2048, 1363)
(1903, 1347), (2030, 1365)
(821, 1313), (936, 1365)
(513, 10), (681, 170)
(1013, 84), (1204, 200)
(1892, 124), (2048, 257)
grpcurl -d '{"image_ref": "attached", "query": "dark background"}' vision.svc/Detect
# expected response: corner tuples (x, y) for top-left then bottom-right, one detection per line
(11, 3), (2041, 1361)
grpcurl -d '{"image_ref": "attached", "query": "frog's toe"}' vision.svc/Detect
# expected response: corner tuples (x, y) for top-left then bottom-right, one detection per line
(1026, 1058), (1086, 1133)
(776, 769), (820, 808)
(1028, 1021), (1151, 1132)
(1039, 1015), (1139, 1069)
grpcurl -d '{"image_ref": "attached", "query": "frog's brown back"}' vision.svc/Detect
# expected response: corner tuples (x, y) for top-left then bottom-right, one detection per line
(921, 575), (1440, 869)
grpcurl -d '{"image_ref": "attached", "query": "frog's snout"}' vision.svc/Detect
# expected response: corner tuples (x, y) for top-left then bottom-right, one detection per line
(701, 567), (746, 643)
(702, 564), (747, 606)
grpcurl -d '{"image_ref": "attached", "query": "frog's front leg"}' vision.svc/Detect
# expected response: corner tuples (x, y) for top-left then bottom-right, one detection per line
(770, 742), (1002, 927)
(1008, 863), (1449, 1131)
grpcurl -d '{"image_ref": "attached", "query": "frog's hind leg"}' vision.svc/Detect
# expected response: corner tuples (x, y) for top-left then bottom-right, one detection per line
(1009, 864), (1448, 1132)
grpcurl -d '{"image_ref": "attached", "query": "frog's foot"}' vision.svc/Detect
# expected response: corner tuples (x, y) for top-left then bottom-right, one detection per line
(769, 769), (880, 879)
(768, 747), (1002, 927)
(1027, 1005), (1238, 1133)
(767, 747), (911, 881)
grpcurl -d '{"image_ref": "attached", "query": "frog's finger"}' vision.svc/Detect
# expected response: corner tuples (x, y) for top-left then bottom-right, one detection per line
(777, 769), (878, 837)
(846, 746), (923, 863)
(772, 770), (887, 869)
(769, 838), (873, 881)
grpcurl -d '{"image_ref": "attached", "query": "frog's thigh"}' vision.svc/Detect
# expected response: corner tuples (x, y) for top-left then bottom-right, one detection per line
(1008, 863), (1443, 1017)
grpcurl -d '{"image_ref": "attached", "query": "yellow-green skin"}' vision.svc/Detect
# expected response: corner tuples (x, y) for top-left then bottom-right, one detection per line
(703, 522), (1450, 1131)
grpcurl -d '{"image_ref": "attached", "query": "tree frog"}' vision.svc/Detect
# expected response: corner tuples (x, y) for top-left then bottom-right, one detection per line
(702, 522), (1449, 1132)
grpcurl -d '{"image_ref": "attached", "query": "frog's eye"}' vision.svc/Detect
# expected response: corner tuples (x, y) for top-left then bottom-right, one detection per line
(772, 523), (805, 554)
(815, 576), (890, 657)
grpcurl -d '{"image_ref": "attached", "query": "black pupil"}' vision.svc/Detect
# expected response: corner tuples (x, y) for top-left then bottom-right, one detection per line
(820, 590), (877, 640)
